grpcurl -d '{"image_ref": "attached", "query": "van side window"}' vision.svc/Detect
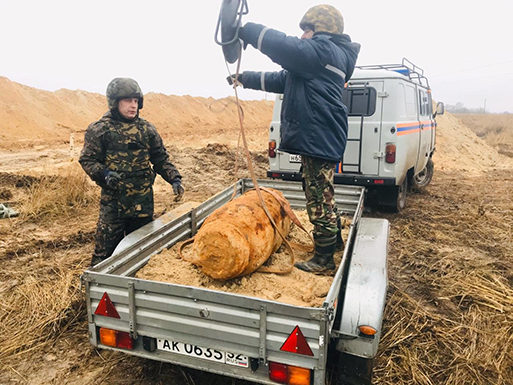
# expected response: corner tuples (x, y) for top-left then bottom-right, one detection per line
(397, 83), (407, 119)
(405, 85), (417, 120)
(419, 90), (425, 116)
(419, 90), (430, 118)
(343, 87), (377, 117)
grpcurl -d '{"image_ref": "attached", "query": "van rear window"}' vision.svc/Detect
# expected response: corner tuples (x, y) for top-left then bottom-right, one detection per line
(343, 87), (377, 116)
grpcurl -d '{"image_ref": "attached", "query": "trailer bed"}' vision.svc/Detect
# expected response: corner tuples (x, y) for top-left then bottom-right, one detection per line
(83, 179), (365, 385)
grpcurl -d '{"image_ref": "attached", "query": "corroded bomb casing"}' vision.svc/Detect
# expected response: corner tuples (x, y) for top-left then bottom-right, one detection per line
(190, 189), (291, 280)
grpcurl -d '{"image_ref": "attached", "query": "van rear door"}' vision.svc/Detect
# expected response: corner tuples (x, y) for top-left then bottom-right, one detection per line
(340, 81), (384, 175)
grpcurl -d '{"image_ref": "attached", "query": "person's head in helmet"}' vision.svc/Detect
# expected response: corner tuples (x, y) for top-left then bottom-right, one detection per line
(106, 77), (144, 120)
(299, 4), (344, 39)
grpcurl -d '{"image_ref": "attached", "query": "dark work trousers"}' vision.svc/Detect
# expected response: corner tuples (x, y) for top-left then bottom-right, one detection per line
(91, 216), (153, 266)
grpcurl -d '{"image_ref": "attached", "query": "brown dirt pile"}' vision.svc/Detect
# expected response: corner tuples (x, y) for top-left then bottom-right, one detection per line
(433, 111), (513, 173)
(137, 210), (350, 308)
(0, 76), (273, 150)
(456, 113), (513, 158)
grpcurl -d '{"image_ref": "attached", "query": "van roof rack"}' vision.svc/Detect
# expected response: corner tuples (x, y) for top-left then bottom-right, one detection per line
(356, 58), (430, 88)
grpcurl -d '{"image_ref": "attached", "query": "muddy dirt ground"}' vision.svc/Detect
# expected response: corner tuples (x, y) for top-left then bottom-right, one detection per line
(1, 141), (511, 385)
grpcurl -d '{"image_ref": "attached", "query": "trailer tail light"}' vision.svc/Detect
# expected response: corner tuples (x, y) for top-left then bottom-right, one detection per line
(94, 292), (120, 318)
(280, 326), (314, 356)
(99, 328), (134, 350)
(269, 362), (311, 385)
(288, 366), (311, 385)
(385, 144), (396, 163)
(269, 140), (277, 158)
(269, 362), (288, 383)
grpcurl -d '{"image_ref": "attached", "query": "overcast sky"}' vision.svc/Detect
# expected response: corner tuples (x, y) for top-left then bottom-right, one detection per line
(1, 0), (512, 112)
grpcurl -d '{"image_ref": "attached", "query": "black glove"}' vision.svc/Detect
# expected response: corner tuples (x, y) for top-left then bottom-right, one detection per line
(103, 170), (122, 190)
(172, 179), (185, 202)
(226, 74), (244, 87)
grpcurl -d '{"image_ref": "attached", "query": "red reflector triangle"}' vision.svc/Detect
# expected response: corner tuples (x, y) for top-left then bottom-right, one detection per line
(94, 292), (120, 319)
(280, 325), (314, 356)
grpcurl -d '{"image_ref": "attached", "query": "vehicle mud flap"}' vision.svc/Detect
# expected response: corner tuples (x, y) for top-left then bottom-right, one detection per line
(328, 347), (374, 385)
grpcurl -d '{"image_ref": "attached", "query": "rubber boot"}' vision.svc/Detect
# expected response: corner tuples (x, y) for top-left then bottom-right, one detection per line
(336, 217), (344, 251)
(295, 235), (337, 273)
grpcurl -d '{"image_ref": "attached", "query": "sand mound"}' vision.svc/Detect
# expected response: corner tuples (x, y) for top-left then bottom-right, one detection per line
(2, 75), (512, 175)
(433, 111), (513, 173)
(0, 76), (273, 150)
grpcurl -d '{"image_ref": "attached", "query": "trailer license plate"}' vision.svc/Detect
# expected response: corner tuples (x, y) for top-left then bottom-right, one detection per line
(157, 339), (248, 368)
(289, 154), (302, 163)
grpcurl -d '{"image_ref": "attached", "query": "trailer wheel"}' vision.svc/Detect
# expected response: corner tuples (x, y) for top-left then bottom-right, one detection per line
(411, 158), (434, 190)
(330, 351), (374, 385)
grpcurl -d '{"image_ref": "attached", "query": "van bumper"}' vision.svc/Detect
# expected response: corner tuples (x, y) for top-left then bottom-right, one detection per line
(267, 170), (396, 187)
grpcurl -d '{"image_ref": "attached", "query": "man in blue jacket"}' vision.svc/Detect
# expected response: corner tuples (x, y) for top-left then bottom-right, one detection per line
(228, 4), (360, 272)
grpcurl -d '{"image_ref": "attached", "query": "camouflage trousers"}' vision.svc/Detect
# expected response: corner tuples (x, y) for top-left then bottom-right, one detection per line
(91, 198), (153, 266)
(301, 155), (339, 239)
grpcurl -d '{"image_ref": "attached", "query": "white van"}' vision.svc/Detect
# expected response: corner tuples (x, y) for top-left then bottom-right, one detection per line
(267, 59), (444, 211)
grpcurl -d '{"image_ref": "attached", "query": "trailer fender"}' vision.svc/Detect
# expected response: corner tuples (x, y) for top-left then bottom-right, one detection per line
(335, 217), (389, 359)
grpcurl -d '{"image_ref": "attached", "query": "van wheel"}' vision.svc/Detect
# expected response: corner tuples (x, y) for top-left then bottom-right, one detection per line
(394, 177), (407, 212)
(411, 158), (434, 190)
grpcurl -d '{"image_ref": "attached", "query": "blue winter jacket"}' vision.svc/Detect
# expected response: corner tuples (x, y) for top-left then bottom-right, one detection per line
(239, 23), (360, 162)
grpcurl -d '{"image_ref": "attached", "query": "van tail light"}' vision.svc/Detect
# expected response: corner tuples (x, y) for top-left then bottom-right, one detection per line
(99, 328), (134, 350)
(269, 140), (277, 158)
(269, 362), (311, 385)
(385, 144), (396, 163)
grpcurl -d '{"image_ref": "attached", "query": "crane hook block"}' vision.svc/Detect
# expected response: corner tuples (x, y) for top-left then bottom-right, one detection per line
(215, 0), (248, 64)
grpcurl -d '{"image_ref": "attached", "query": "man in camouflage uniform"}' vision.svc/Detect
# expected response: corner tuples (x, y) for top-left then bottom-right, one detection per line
(80, 78), (184, 267)
(227, 5), (360, 272)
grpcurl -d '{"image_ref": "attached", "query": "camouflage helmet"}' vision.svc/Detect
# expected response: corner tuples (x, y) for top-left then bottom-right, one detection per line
(106, 77), (144, 110)
(299, 4), (344, 35)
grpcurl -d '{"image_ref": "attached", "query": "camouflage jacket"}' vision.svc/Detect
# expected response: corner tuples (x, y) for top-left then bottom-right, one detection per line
(79, 111), (181, 218)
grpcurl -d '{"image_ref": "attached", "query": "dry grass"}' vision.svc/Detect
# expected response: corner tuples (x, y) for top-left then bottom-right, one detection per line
(0, 153), (512, 384)
(0, 250), (86, 361)
(0, 166), (95, 367)
(456, 114), (513, 157)
(18, 164), (97, 222)
(374, 170), (513, 385)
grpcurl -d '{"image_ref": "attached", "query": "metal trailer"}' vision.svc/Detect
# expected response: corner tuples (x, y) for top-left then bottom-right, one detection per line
(82, 179), (389, 385)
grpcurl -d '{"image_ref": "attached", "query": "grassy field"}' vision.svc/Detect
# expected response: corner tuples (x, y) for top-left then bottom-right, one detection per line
(455, 114), (513, 158)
